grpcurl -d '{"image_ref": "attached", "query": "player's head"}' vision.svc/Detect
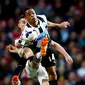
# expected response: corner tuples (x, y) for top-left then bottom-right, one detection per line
(23, 6), (37, 23)
(18, 18), (27, 31)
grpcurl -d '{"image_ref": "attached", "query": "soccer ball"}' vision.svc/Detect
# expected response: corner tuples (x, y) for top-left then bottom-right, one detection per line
(23, 29), (38, 41)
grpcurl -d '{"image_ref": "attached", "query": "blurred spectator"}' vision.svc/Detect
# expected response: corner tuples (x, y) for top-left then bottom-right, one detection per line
(67, 71), (77, 85)
(49, 28), (61, 43)
(0, 42), (5, 56)
(9, 26), (20, 39)
(73, 53), (83, 70)
(9, 60), (17, 75)
(0, 32), (12, 45)
(64, 6), (76, 21)
(5, 18), (16, 33)
(34, 0), (46, 15)
(17, 0), (28, 8)
(78, 29), (85, 47)
(1, 75), (11, 85)
(0, 0), (17, 20)
(77, 60), (85, 79)
(0, 20), (7, 32)
(64, 63), (73, 79)
(14, 7), (21, 21)
(51, 0), (64, 16)
(27, 0), (39, 6)
(69, 32), (78, 43)
(60, 28), (69, 43)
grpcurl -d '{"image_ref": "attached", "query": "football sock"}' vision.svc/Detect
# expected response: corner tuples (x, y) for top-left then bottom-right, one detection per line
(49, 80), (58, 85)
(14, 57), (27, 76)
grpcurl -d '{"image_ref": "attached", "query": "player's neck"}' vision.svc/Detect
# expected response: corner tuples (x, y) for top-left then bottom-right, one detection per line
(21, 26), (25, 32)
(21, 29), (24, 32)
(28, 20), (39, 27)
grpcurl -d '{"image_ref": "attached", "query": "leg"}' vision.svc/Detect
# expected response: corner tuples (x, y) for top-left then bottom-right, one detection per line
(41, 49), (58, 85)
(47, 66), (57, 81)
(47, 66), (58, 85)
(12, 57), (28, 85)
(38, 64), (49, 85)
(12, 47), (34, 85)
(13, 47), (34, 75)
(42, 80), (49, 85)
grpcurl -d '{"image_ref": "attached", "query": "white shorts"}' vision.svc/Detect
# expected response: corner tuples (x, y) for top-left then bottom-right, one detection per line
(21, 61), (48, 85)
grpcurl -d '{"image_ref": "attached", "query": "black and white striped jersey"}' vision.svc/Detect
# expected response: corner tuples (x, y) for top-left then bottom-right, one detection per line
(15, 15), (50, 48)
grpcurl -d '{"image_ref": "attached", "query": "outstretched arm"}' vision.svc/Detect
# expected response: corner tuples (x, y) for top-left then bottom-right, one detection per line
(50, 40), (73, 64)
(47, 21), (70, 29)
(7, 45), (34, 59)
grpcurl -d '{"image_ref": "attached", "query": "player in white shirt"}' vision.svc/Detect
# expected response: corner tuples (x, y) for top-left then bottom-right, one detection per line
(8, 45), (49, 85)
(7, 19), (49, 85)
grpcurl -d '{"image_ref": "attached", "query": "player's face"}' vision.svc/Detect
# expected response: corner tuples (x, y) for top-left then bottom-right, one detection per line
(25, 9), (37, 23)
(18, 18), (26, 31)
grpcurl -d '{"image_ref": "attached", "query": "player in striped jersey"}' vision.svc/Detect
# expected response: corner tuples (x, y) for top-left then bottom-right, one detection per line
(8, 7), (73, 85)
(20, 7), (73, 85)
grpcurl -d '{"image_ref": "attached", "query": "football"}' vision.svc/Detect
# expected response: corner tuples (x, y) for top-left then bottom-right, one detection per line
(23, 29), (38, 41)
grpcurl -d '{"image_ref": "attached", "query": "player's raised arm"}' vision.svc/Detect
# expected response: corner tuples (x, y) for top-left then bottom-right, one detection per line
(47, 21), (70, 29)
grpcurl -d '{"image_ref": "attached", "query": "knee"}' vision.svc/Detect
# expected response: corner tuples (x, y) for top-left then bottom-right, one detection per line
(48, 71), (57, 80)
(42, 80), (49, 85)
(23, 47), (34, 57)
(23, 47), (29, 52)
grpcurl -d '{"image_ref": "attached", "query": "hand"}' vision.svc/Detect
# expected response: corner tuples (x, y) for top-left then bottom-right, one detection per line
(59, 21), (70, 29)
(6, 45), (18, 53)
(65, 56), (73, 64)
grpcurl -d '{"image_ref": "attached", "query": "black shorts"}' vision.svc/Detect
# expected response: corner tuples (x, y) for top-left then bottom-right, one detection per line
(28, 40), (56, 68)
(41, 47), (56, 68)
(29, 46), (56, 68)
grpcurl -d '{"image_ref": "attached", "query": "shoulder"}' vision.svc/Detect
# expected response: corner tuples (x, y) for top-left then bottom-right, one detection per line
(15, 36), (20, 45)
(15, 36), (25, 46)
(15, 37), (23, 48)
(37, 15), (47, 23)
(37, 15), (47, 18)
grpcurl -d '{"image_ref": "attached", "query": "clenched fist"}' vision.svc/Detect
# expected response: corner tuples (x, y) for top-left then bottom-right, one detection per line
(59, 21), (70, 29)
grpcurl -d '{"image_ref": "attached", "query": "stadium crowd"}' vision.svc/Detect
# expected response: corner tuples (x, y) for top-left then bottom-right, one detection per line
(0, 0), (85, 85)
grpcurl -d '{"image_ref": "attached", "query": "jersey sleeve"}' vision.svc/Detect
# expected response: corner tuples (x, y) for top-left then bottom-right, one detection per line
(37, 15), (48, 24)
(15, 37), (25, 46)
